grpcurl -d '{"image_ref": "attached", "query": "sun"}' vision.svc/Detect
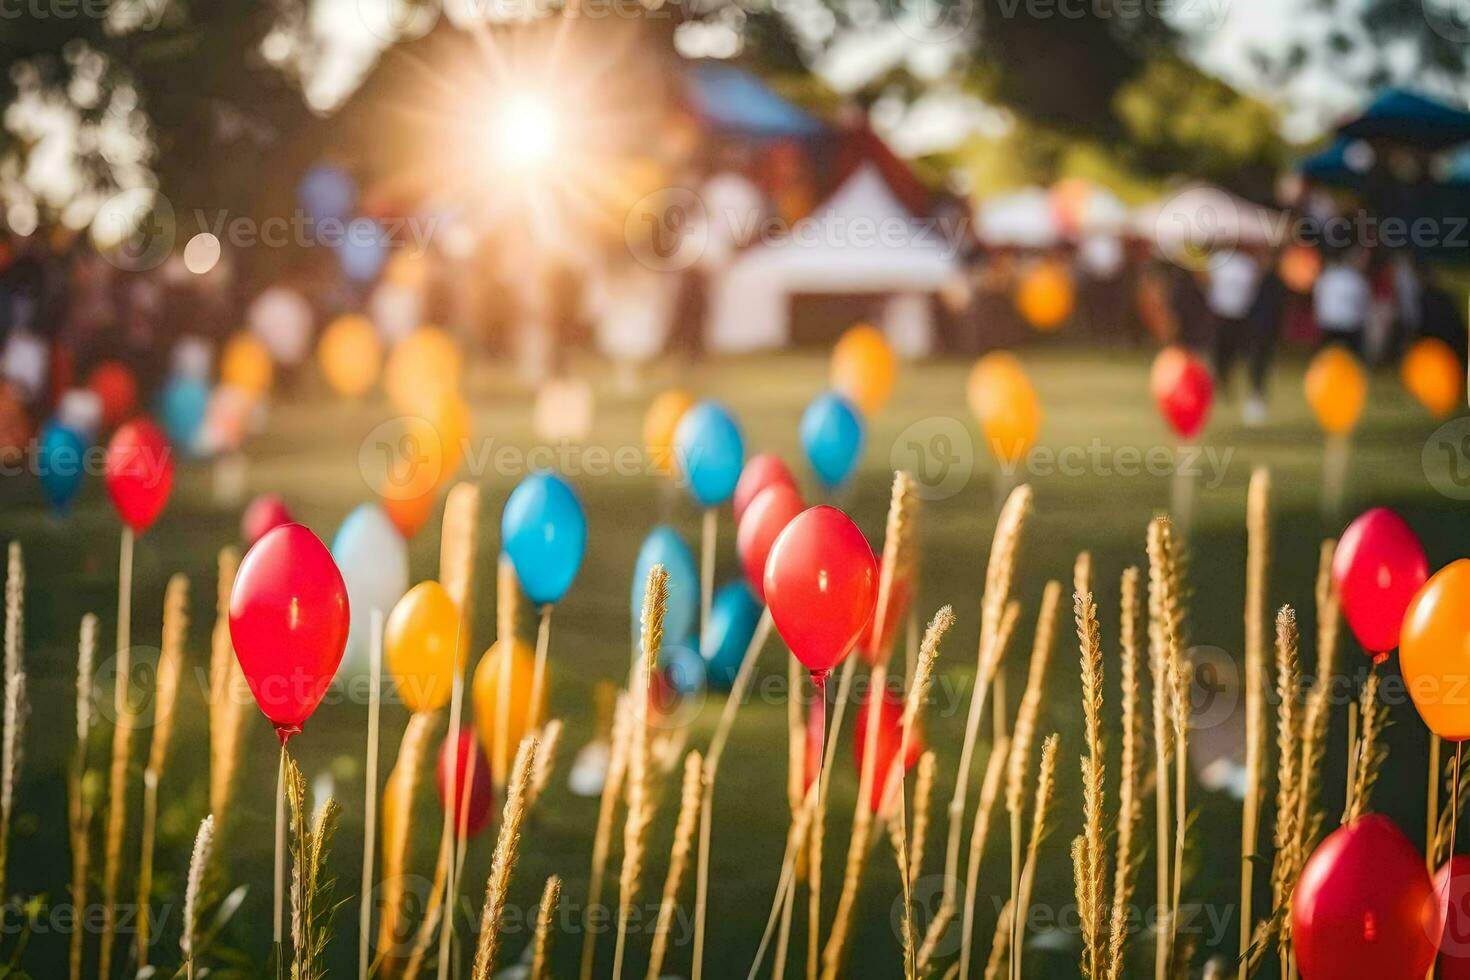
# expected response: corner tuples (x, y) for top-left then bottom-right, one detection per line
(487, 90), (561, 173)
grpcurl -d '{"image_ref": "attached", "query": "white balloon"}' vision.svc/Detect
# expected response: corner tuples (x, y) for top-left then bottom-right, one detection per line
(246, 287), (314, 365)
(57, 388), (102, 439)
(369, 282), (422, 344)
(331, 503), (409, 685)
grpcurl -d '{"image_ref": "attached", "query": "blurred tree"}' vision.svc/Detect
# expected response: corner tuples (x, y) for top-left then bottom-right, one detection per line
(0, 0), (1287, 245)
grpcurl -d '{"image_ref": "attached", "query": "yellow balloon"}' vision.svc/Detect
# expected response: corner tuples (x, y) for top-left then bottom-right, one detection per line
(831, 324), (896, 417)
(1304, 346), (1367, 436)
(384, 581), (464, 713)
(643, 388), (695, 475)
(221, 333), (273, 396)
(472, 638), (545, 785)
(384, 251), (429, 291)
(1015, 261), (1074, 331)
(318, 314), (382, 397)
(385, 326), (463, 415)
(967, 353), (1040, 464)
(1401, 338), (1463, 418)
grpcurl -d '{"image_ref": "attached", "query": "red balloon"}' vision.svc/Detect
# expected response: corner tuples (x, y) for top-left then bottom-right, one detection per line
(859, 564), (913, 667)
(1435, 856), (1470, 978)
(1332, 508), (1428, 660)
(853, 684), (923, 813)
(1152, 348), (1213, 440)
(437, 728), (494, 838)
(229, 524), (350, 741)
(763, 505), (878, 680)
(241, 493), (293, 548)
(736, 484), (804, 601)
(1292, 814), (1437, 980)
(87, 360), (137, 429)
(104, 418), (174, 535)
(733, 454), (797, 525)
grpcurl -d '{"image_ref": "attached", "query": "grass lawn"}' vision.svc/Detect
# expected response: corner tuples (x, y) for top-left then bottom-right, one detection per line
(0, 346), (1462, 978)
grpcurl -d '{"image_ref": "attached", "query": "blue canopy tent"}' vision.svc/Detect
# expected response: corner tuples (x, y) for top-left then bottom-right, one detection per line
(1296, 138), (1368, 190)
(1338, 87), (1470, 150)
(686, 62), (828, 139)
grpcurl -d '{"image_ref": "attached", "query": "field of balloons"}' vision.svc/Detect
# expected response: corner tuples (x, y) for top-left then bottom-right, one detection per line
(2, 322), (1470, 979)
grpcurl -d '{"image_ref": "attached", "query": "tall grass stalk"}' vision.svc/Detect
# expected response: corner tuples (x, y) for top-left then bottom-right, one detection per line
(138, 573), (188, 969)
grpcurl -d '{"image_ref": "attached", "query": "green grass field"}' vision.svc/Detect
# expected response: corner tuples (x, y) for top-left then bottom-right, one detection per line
(0, 347), (1464, 978)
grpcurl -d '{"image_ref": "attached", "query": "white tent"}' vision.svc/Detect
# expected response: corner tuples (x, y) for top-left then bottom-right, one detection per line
(707, 164), (962, 356)
(975, 186), (1060, 248)
(1134, 184), (1288, 253)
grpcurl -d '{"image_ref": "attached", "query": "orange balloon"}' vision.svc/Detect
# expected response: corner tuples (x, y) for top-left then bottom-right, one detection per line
(221, 333), (273, 396)
(385, 581), (464, 714)
(967, 353), (1041, 465)
(421, 390), (470, 484)
(1279, 245), (1322, 293)
(1400, 559), (1470, 740)
(318, 314), (382, 397)
(383, 487), (436, 539)
(472, 638), (546, 785)
(385, 326), (462, 415)
(1401, 338), (1463, 418)
(1015, 261), (1074, 331)
(1305, 346), (1367, 436)
(831, 324), (896, 417)
(643, 388), (695, 475)
(383, 251), (429, 291)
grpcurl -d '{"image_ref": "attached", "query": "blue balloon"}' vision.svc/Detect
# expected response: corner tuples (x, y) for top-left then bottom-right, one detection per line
(157, 376), (209, 454)
(503, 472), (587, 606)
(36, 419), (87, 515)
(297, 164), (357, 224)
(332, 503), (409, 682)
(659, 643), (706, 698)
(632, 526), (699, 646)
(337, 217), (388, 283)
(701, 581), (764, 691)
(800, 391), (865, 488)
(673, 401), (745, 508)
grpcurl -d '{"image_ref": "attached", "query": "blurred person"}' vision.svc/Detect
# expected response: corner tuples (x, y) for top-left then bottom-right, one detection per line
(1312, 249), (1371, 353)
(1363, 250), (1398, 363)
(1167, 260), (1211, 351)
(1206, 249), (1261, 391)
(1240, 249), (1287, 425)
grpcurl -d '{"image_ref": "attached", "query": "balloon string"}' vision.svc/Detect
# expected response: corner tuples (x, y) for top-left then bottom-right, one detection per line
(1439, 743), (1463, 964)
(275, 743), (287, 980)
(529, 604), (553, 732)
(434, 617), (468, 980)
(359, 610), (383, 980)
(808, 677), (828, 980)
(701, 509), (716, 652)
